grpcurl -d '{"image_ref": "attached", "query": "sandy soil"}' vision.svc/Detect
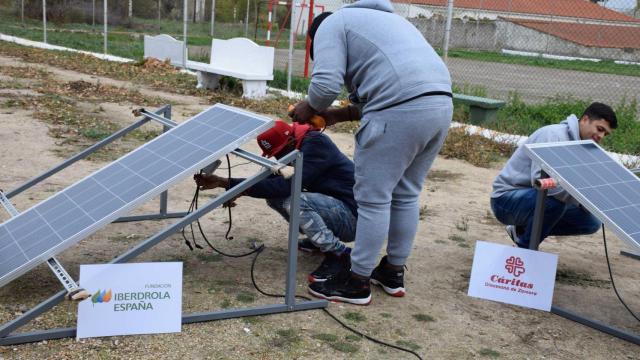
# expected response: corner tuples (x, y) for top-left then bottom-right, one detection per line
(0, 54), (639, 359)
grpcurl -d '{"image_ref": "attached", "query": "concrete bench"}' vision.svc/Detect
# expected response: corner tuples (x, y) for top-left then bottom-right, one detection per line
(453, 93), (506, 124)
(143, 35), (274, 99)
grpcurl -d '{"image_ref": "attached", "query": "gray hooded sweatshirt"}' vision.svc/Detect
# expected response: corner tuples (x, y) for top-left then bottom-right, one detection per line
(307, 0), (451, 114)
(491, 114), (582, 203)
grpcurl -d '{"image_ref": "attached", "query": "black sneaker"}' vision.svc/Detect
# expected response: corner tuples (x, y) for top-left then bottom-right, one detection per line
(308, 252), (350, 283)
(370, 256), (405, 297)
(298, 237), (320, 254)
(308, 269), (371, 305)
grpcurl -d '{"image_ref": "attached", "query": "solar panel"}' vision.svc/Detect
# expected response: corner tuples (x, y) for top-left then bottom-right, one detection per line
(525, 140), (640, 251)
(0, 104), (273, 287)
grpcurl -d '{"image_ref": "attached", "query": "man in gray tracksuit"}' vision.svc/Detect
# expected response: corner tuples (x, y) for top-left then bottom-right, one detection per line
(491, 102), (617, 249)
(290, 0), (453, 305)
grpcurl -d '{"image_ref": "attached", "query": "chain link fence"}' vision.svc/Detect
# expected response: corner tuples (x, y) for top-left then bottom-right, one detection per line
(0, 0), (638, 107)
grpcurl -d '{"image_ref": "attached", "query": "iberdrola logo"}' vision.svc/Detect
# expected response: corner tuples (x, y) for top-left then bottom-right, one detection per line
(91, 289), (112, 305)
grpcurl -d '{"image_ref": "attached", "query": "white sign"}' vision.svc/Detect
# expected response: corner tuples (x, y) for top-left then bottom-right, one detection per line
(77, 262), (182, 339)
(467, 241), (558, 311)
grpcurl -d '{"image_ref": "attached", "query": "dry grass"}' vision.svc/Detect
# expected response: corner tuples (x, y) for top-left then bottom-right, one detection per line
(440, 128), (516, 168)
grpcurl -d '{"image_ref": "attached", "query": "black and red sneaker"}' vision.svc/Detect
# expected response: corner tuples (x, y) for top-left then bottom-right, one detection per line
(370, 256), (406, 297)
(308, 269), (371, 305)
(308, 252), (350, 283)
(298, 237), (320, 254)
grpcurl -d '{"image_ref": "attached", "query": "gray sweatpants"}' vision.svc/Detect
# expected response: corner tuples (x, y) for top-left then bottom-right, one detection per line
(350, 95), (452, 277)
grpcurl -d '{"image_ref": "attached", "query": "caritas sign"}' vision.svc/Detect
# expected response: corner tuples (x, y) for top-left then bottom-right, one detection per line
(467, 241), (558, 311)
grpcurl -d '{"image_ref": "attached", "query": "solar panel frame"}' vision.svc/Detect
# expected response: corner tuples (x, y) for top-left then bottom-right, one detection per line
(0, 104), (273, 287)
(525, 140), (640, 252)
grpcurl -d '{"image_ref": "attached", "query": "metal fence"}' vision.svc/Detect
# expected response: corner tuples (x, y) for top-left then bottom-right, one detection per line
(0, 0), (638, 107)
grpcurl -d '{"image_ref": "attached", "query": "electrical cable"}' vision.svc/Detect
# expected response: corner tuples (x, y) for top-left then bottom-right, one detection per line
(601, 225), (640, 322)
(185, 153), (423, 359)
(249, 248), (424, 360)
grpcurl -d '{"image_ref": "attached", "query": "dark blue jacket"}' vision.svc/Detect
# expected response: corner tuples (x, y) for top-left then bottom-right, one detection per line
(229, 131), (357, 216)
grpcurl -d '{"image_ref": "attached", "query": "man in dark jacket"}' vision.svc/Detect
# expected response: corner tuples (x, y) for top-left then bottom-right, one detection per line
(194, 120), (357, 282)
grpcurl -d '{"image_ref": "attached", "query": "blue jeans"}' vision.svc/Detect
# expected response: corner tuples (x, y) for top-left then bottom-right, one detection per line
(266, 193), (356, 254)
(491, 188), (601, 248)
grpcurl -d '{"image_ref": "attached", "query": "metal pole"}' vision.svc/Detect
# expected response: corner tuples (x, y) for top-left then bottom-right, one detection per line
(529, 171), (548, 250)
(92, 0), (96, 28)
(42, 0), (47, 43)
(183, 0), (188, 68)
(210, 0), (215, 36)
(245, 0), (250, 36)
(443, 0), (454, 63)
(103, 0), (108, 54)
(285, 151), (303, 307)
(303, 0), (314, 78)
(287, 0), (298, 93)
(21, 0), (24, 26)
(158, 0), (161, 21)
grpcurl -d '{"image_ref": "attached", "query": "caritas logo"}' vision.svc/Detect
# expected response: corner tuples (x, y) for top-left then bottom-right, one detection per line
(505, 256), (525, 277)
(484, 256), (536, 295)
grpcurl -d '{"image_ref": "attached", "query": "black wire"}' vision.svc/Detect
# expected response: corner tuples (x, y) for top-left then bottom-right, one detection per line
(249, 247), (424, 360)
(218, 160), (252, 169)
(224, 154), (234, 241)
(186, 153), (422, 359)
(601, 225), (640, 322)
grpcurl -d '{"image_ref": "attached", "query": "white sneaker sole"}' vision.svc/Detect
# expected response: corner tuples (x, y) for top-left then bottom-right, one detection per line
(307, 288), (372, 305)
(370, 279), (406, 297)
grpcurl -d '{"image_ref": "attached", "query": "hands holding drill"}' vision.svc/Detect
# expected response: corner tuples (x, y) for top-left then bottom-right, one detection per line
(288, 100), (361, 128)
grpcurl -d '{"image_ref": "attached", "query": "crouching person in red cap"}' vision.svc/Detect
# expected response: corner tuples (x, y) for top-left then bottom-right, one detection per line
(194, 120), (357, 283)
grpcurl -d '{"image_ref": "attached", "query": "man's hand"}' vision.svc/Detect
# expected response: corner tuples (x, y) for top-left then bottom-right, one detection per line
(288, 100), (317, 124)
(318, 105), (361, 127)
(193, 173), (228, 190)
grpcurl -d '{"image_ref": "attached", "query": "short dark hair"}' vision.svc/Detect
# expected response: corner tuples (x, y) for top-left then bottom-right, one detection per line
(582, 102), (617, 129)
(308, 12), (333, 60)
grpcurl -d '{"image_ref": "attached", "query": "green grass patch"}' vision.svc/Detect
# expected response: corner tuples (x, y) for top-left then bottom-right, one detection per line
(379, 312), (393, 318)
(486, 95), (640, 156)
(330, 341), (359, 354)
(235, 292), (255, 303)
(396, 339), (421, 351)
(343, 311), (365, 322)
(412, 313), (435, 322)
(447, 49), (640, 78)
(312, 333), (338, 342)
(196, 252), (223, 263)
(478, 348), (501, 358)
(448, 234), (466, 243)
(220, 298), (232, 309)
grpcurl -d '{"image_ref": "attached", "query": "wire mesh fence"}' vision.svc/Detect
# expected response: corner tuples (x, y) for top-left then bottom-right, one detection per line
(0, 0), (638, 107)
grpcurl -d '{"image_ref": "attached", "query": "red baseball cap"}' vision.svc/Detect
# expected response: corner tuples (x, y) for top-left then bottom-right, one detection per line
(257, 120), (293, 157)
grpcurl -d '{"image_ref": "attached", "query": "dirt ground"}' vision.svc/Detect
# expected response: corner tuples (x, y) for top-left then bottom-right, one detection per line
(0, 53), (639, 360)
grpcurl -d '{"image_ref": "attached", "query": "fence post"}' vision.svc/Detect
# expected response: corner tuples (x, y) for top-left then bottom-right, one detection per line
(42, 0), (47, 43)
(103, 0), (108, 54)
(183, 0), (188, 68)
(287, 0), (299, 93)
(303, 0), (314, 78)
(210, 0), (215, 36)
(443, 0), (454, 63)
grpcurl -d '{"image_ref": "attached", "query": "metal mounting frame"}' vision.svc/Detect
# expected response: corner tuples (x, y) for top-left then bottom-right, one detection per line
(4, 105), (188, 223)
(0, 108), (327, 345)
(529, 171), (640, 346)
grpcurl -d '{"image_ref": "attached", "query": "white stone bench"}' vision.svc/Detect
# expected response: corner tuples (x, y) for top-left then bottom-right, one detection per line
(143, 35), (274, 99)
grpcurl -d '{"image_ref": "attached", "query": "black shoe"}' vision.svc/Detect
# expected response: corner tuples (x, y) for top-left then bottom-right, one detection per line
(308, 269), (371, 305)
(370, 256), (405, 297)
(308, 252), (350, 283)
(298, 237), (320, 254)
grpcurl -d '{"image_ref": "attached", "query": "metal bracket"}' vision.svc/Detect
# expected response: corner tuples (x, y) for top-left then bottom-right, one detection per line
(0, 191), (19, 217)
(46, 258), (79, 293)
